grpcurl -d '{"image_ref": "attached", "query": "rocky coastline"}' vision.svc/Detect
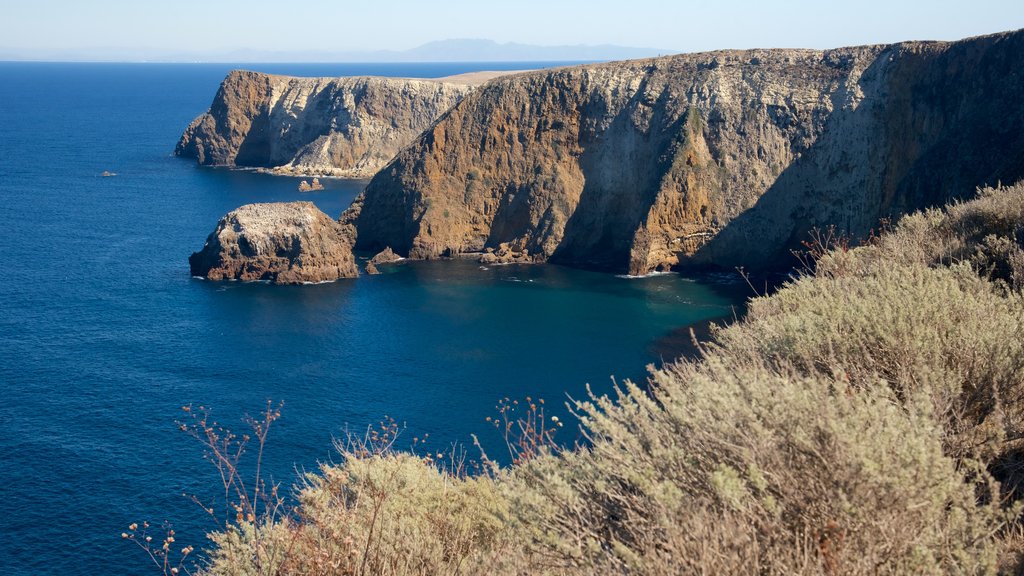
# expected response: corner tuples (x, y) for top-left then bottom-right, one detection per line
(185, 30), (1024, 278)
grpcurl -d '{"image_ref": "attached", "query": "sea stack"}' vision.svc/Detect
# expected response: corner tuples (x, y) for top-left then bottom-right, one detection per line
(189, 201), (358, 284)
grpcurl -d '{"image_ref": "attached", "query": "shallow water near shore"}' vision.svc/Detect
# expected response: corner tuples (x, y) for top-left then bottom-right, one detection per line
(0, 62), (748, 574)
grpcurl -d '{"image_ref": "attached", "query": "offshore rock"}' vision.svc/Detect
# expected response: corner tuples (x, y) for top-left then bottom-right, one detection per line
(175, 71), (477, 178)
(364, 247), (402, 275)
(298, 177), (325, 192)
(344, 30), (1024, 274)
(368, 247), (402, 266)
(189, 202), (358, 284)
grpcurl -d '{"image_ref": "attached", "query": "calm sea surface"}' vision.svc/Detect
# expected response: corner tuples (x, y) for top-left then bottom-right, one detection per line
(0, 62), (748, 574)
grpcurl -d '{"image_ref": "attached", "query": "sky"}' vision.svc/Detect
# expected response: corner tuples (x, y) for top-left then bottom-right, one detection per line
(2, 0), (1023, 60)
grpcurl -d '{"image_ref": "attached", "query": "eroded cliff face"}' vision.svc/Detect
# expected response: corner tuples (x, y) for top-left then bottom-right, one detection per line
(175, 71), (475, 178)
(345, 30), (1024, 274)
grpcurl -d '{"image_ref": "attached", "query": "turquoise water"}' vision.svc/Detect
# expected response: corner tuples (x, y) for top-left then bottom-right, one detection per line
(0, 62), (748, 574)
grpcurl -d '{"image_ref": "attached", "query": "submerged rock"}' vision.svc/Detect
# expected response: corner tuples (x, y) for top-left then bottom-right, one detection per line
(189, 202), (358, 284)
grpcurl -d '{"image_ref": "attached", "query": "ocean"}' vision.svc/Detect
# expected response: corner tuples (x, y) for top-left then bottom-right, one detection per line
(0, 61), (748, 574)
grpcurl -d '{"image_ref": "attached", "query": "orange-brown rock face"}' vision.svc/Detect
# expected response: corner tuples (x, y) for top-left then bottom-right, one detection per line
(346, 30), (1024, 274)
(175, 71), (475, 178)
(189, 202), (358, 284)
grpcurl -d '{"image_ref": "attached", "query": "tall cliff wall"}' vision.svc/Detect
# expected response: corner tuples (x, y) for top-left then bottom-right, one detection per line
(344, 30), (1024, 274)
(175, 71), (477, 178)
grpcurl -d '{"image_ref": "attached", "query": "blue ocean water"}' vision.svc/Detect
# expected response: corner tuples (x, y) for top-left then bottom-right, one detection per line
(0, 62), (748, 574)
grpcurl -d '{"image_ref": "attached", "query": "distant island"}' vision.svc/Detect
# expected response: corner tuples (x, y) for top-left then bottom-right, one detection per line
(0, 38), (668, 63)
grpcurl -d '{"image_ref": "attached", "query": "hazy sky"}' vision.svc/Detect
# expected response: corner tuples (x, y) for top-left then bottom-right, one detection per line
(3, 0), (1023, 57)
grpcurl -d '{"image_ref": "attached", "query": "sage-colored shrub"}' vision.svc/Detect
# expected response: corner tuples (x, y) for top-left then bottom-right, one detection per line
(713, 262), (1024, 465)
(203, 453), (524, 576)
(193, 183), (1024, 576)
(505, 358), (1004, 575)
(816, 182), (1024, 290)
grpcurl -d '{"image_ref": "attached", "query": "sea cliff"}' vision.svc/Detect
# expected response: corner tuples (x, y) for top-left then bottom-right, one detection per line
(343, 30), (1024, 274)
(175, 71), (483, 178)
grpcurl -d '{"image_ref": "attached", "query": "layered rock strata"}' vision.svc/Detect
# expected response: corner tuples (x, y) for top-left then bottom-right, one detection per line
(175, 71), (483, 178)
(344, 30), (1024, 274)
(190, 202), (358, 284)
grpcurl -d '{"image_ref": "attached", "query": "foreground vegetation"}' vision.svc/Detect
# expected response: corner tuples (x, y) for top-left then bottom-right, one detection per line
(145, 183), (1024, 574)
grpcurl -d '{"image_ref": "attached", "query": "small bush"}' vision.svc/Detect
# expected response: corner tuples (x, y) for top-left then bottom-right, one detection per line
(204, 453), (519, 576)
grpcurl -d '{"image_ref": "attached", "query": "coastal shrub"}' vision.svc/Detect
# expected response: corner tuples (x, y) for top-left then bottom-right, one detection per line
(203, 453), (521, 576)
(815, 182), (1024, 290)
(503, 359), (1004, 575)
(713, 262), (1024, 467)
(154, 183), (1024, 575)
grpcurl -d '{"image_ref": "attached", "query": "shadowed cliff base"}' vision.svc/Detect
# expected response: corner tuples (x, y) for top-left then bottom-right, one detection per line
(347, 29), (1024, 274)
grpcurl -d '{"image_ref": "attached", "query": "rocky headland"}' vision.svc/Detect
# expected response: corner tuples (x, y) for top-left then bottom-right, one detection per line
(189, 201), (358, 284)
(343, 30), (1024, 274)
(175, 70), (513, 179)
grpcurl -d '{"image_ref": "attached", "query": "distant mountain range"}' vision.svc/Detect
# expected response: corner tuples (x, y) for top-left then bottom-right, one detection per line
(0, 39), (672, 63)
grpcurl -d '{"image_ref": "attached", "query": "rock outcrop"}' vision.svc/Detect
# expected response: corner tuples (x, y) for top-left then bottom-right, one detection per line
(298, 178), (325, 192)
(175, 71), (479, 178)
(190, 202), (358, 284)
(364, 247), (402, 275)
(344, 30), (1024, 274)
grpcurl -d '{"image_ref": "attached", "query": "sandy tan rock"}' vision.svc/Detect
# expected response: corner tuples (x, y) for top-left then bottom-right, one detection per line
(368, 247), (402, 266)
(364, 247), (403, 275)
(297, 178), (325, 192)
(189, 202), (358, 284)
